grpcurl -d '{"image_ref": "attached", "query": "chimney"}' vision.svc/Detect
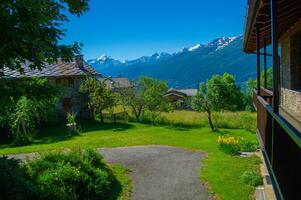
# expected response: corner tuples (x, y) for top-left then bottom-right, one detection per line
(75, 55), (84, 68)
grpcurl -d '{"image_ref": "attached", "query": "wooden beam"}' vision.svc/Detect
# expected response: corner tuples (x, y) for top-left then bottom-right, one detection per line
(271, 0), (280, 113)
(256, 24), (261, 96)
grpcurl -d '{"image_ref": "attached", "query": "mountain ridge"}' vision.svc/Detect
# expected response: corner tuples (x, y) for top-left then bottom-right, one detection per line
(87, 36), (269, 88)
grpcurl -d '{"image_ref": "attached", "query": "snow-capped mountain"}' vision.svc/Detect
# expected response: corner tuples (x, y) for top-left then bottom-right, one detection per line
(87, 55), (122, 68)
(88, 36), (269, 88)
(206, 36), (240, 50)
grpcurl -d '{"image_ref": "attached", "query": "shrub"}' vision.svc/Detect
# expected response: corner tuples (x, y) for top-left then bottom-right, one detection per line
(0, 157), (35, 200)
(10, 96), (35, 146)
(23, 149), (114, 200)
(66, 112), (81, 135)
(241, 170), (263, 187)
(239, 138), (259, 152)
(217, 135), (240, 155)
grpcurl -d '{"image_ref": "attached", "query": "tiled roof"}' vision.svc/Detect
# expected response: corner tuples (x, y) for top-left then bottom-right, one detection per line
(2, 58), (100, 78)
(98, 77), (132, 89)
(166, 88), (198, 97)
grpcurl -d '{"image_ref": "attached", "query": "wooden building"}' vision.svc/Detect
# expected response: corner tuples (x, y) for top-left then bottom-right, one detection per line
(243, 0), (301, 199)
(2, 55), (100, 117)
(164, 88), (197, 109)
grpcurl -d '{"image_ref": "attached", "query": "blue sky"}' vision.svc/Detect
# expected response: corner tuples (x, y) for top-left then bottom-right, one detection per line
(63, 0), (247, 60)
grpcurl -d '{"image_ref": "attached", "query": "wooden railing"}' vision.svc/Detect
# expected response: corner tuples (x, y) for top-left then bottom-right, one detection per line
(253, 89), (301, 199)
(253, 87), (273, 110)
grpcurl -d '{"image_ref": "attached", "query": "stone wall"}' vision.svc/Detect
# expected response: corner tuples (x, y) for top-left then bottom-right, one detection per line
(281, 88), (301, 120)
(280, 18), (301, 121)
(50, 77), (90, 118)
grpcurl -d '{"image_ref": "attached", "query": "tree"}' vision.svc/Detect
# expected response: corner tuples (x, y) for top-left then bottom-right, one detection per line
(192, 83), (216, 131)
(245, 68), (273, 110)
(118, 77), (170, 123)
(0, 0), (89, 73)
(192, 73), (244, 131)
(0, 78), (60, 144)
(80, 77), (116, 123)
(11, 96), (36, 145)
(138, 77), (170, 123)
(118, 87), (145, 122)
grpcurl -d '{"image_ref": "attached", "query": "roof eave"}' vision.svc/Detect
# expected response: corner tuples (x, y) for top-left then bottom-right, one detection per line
(243, 0), (262, 53)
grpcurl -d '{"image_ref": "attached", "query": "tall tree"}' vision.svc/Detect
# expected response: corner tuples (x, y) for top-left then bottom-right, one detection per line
(0, 0), (89, 73)
(192, 73), (244, 131)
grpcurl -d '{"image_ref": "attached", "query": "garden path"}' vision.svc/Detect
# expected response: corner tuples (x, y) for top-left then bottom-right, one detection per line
(100, 145), (212, 200)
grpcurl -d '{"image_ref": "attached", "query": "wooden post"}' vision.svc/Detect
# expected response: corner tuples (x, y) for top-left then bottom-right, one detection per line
(256, 24), (261, 95)
(271, 0), (280, 113)
(264, 37), (267, 88)
(270, 1), (283, 199)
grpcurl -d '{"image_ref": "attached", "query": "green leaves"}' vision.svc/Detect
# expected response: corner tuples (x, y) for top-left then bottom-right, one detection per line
(0, 0), (89, 72)
(80, 77), (116, 123)
(193, 73), (245, 112)
(192, 73), (245, 131)
(137, 77), (169, 123)
(0, 78), (59, 145)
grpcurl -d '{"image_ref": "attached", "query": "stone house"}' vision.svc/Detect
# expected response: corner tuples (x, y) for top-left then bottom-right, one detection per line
(243, 0), (301, 198)
(2, 55), (101, 117)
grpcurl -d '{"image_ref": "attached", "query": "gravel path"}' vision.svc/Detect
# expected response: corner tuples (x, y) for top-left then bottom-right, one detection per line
(99, 146), (211, 200)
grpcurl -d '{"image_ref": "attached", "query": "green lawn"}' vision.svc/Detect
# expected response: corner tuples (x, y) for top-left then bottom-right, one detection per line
(0, 121), (259, 200)
(109, 164), (132, 200)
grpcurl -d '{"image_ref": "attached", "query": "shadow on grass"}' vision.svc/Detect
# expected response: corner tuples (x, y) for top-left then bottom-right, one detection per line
(0, 121), (136, 148)
(81, 121), (135, 133)
(105, 177), (123, 200)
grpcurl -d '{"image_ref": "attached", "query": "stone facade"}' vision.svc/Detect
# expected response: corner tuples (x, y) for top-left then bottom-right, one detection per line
(280, 19), (301, 122)
(49, 76), (90, 118)
(281, 88), (301, 120)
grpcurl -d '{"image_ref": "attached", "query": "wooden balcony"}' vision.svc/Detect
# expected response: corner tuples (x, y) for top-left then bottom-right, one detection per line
(253, 89), (301, 199)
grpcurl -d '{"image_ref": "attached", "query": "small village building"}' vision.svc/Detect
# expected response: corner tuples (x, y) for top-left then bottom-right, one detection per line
(164, 88), (197, 109)
(243, 0), (301, 198)
(2, 55), (100, 117)
(98, 77), (133, 92)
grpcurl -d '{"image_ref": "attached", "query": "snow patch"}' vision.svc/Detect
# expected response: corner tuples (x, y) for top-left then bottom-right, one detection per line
(189, 44), (201, 51)
(215, 36), (239, 51)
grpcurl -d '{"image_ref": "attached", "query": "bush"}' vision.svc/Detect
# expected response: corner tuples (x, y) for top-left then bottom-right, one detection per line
(10, 96), (35, 146)
(241, 170), (263, 187)
(0, 157), (35, 200)
(23, 149), (114, 200)
(217, 136), (240, 155)
(239, 138), (259, 152)
(66, 112), (81, 135)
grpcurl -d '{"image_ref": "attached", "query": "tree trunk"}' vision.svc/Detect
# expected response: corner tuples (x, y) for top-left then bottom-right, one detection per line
(100, 111), (104, 124)
(113, 113), (116, 123)
(207, 110), (215, 132)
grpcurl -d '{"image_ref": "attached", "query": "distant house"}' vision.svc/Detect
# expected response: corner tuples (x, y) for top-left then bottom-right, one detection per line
(2, 55), (100, 117)
(164, 88), (197, 109)
(98, 77), (132, 91)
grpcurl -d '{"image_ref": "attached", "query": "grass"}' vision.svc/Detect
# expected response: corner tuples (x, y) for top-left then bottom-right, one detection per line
(160, 110), (256, 131)
(109, 164), (132, 200)
(0, 123), (259, 199)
